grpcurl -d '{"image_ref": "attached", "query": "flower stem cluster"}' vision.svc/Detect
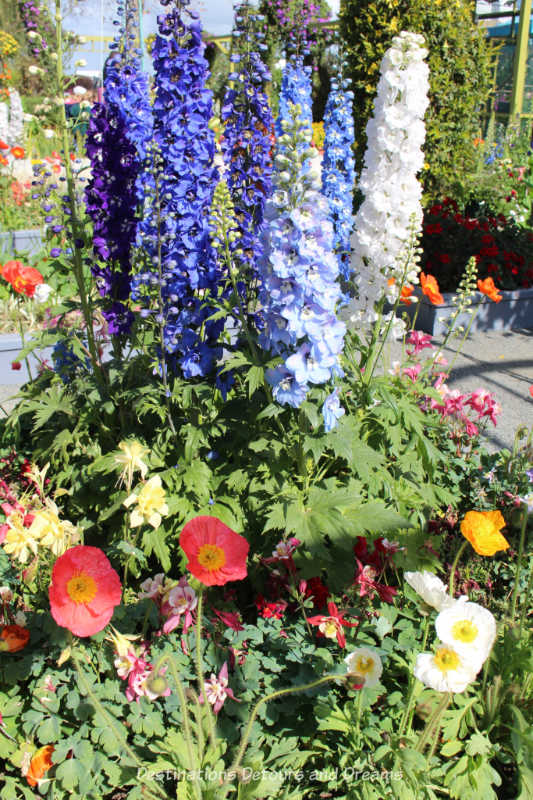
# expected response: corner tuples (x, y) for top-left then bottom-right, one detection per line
(275, 57), (313, 160)
(258, 104), (345, 408)
(137, 0), (221, 378)
(220, 2), (273, 298)
(84, 5), (153, 336)
(349, 32), (429, 330)
(321, 74), (355, 283)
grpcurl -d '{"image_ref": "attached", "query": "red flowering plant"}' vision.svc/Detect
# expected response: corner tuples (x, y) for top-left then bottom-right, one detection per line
(419, 197), (533, 292)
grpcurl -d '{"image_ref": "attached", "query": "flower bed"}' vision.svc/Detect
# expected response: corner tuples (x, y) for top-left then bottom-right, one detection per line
(0, 4), (531, 800)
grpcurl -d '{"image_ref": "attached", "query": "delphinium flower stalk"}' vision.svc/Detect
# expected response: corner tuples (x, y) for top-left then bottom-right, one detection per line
(321, 72), (355, 283)
(276, 57), (313, 157)
(135, 0), (221, 381)
(220, 2), (273, 312)
(258, 103), (345, 415)
(84, 0), (153, 336)
(348, 32), (429, 343)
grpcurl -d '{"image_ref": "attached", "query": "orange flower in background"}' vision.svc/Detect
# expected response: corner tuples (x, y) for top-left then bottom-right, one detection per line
(10, 146), (25, 159)
(0, 155), (7, 166)
(0, 624), (30, 652)
(180, 516), (249, 586)
(1, 260), (43, 298)
(420, 272), (444, 305)
(0, 139), (8, 150)
(477, 277), (502, 303)
(400, 284), (415, 305)
(49, 545), (122, 637)
(26, 745), (55, 787)
(460, 510), (509, 556)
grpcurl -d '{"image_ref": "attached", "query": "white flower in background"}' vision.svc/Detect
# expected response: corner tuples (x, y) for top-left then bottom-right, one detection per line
(435, 601), (496, 668)
(43, 129), (55, 139)
(7, 89), (24, 146)
(348, 31), (429, 333)
(405, 570), (457, 612)
(13, 610), (27, 626)
(72, 86), (87, 96)
(75, 59), (87, 67)
(0, 103), (8, 147)
(414, 645), (478, 693)
(33, 283), (52, 303)
(28, 65), (44, 76)
(0, 586), (13, 603)
(344, 646), (383, 688)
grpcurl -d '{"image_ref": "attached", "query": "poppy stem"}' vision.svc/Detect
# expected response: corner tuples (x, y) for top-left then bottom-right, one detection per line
(195, 589), (217, 749)
(415, 692), (451, 754)
(510, 506), (528, 623)
(449, 541), (467, 597)
(221, 675), (340, 798)
(399, 613), (431, 737)
(162, 655), (202, 800)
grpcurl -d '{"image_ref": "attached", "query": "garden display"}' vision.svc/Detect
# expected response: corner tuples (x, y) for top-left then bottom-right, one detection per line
(0, 1), (531, 799)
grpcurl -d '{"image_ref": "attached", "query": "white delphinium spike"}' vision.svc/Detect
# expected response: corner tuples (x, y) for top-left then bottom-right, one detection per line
(349, 31), (429, 331)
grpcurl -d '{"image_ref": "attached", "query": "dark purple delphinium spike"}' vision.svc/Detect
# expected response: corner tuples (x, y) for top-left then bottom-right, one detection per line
(136, 0), (221, 379)
(220, 2), (273, 305)
(84, 3), (152, 336)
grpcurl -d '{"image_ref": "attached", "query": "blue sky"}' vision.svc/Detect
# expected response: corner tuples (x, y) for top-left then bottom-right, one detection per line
(67, 0), (340, 74)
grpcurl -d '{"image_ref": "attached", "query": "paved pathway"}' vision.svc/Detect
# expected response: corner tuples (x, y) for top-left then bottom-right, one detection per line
(1, 329), (532, 453)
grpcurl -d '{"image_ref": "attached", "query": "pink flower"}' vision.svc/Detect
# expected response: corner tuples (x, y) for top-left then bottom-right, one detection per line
(162, 577), (197, 634)
(201, 662), (239, 713)
(403, 364), (421, 382)
(406, 331), (433, 356)
(354, 560), (397, 604)
(138, 574), (165, 600)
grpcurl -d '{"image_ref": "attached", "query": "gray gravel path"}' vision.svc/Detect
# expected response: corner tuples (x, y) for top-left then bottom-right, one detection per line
(0, 329), (531, 453)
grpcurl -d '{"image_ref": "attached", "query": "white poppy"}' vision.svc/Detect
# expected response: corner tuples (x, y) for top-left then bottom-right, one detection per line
(435, 601), (496, 668)
(404, 570), (457, 612)
(72, 86), (87, 96)
(414, 645), (478, 693)
(344, 646), (383, 688)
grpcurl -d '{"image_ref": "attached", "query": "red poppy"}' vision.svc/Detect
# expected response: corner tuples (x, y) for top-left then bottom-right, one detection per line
(10, 146), (25, 159)
(1, 260), (43, 298)
(180, 516), (249, 586)
(0, 140), (8, 150)
(26, 745), (54, 787)
(0, 624), (30, 652)
(49, 545), (122, 637)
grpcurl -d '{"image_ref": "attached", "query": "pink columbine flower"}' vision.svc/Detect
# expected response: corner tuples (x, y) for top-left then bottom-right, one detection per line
(354, 560), (398, 604)
(403, 363), (422, 382)
(138, 573), (165, 600)
(201, 662), (239, 714)
(406, 331), (433, 356)
(162, 577), (197, 634)
(212, 608), (244, 632)
(271, 537), (301, 560)
(465, 388), (492, 414)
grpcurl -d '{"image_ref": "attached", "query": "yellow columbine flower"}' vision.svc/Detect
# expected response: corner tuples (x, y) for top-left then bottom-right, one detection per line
(29, 500), (78, 556)
(460, 510), (509, 556)
(115, 440), (149, 490)
(123, 475), (168, 529)
(3, 514), (39, 563)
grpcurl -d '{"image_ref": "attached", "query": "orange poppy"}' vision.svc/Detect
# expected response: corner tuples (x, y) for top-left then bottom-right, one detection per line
(0, 139), (8, 150)
(10, 146), (25, 159)
(26, 745), (55, 787)
(0, 155), (7, 166)
(477, 277), (502, 303)
(420, 272), (444, 305)
(400, 284), (415, 305)
(0, 624), (30, 652)
(460, 510), (509, 556)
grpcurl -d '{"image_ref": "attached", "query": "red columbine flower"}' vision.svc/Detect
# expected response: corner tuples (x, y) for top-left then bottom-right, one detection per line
(0, 624), (30, 652)
(307, 601), (358, 648)
(354, 560), (397, 604)
(49, 545), (122, 637)
(180, 516), (249, 586)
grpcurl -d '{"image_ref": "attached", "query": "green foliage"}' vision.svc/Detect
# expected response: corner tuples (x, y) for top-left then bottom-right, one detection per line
(339, 0), (496, 201)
